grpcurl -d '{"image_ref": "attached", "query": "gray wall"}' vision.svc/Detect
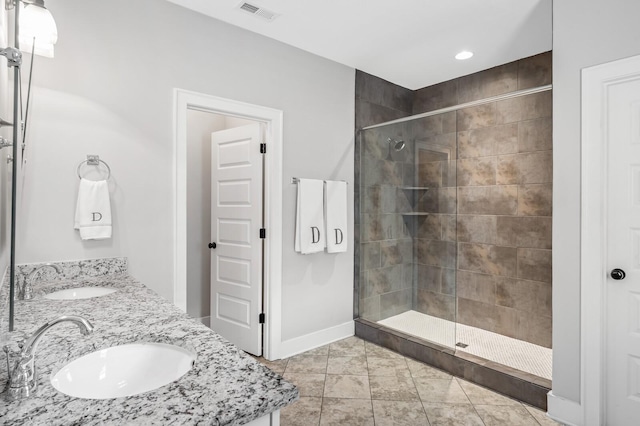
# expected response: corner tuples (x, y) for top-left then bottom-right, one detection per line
(552, 0), (640, 403)
(16, 0), (355, 344)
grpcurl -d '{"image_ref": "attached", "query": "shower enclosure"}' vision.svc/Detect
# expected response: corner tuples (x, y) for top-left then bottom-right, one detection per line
(356, 88), (553, 407)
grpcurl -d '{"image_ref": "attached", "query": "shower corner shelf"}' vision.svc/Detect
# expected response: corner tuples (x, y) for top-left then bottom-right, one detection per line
(399, 186), (430, 210)
(399, 186), (429, 191)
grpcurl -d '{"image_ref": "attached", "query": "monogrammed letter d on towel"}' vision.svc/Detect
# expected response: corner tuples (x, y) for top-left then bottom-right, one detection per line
(324, 180), (348, 253)
(295, 178), (325, 254)
(74, 178), (112, 240)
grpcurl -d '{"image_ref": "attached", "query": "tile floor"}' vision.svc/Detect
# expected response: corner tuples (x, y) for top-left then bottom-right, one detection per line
(254, 336), (562, 426)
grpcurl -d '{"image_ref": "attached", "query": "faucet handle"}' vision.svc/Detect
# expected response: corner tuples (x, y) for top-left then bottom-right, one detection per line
(3, 343), (19, 356)
(4, 316), (93, 401)
(22, 286), (33, 300)
(3, 345), (14, 380)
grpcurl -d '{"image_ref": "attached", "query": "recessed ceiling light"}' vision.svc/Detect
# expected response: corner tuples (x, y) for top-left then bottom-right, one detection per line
(455, 51), (474, 60)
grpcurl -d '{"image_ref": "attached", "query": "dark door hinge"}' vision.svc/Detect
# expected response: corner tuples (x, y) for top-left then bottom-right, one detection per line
(260, 228), (266, 239)
(260, 143), (266, 154)
(259, 313), (265, 324)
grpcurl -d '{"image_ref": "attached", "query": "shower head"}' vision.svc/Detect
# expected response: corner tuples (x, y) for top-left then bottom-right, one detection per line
(387, 138), (406, 152)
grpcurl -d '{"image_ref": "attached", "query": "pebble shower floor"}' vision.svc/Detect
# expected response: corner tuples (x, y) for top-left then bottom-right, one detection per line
(378, 310), (552, 380)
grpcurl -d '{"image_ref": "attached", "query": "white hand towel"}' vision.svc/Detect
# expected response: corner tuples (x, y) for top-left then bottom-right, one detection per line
(74, 178), (112, 240)
(295, 178), (326, 254)
(324, 180), (348, 253)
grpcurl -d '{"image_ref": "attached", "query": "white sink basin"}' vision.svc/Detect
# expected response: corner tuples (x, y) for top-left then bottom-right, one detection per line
(44, 287), (117, 300)
(50, 342), (195, 399)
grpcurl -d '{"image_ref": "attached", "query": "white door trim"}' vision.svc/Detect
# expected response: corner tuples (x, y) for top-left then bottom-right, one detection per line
(580, 53), (640, 426)
(173, 88), (283, 359)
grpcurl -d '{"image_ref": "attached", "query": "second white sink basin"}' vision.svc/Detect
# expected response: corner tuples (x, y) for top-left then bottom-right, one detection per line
(50, 342), (195, 399)
(44, 287), (117, 300)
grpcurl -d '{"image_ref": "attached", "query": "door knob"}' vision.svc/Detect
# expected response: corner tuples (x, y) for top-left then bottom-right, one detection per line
(610, 268), (626, 280)
(208, 242), (217, 249)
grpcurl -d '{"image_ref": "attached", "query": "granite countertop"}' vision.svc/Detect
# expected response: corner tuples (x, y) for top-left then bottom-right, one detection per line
(0, 269), (298, 425)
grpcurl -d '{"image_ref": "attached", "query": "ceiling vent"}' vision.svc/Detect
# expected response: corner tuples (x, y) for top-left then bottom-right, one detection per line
(237, 2), (279, 21)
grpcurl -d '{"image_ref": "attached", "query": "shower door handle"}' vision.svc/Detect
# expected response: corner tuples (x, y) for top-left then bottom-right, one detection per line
(610, 268), (626, 280)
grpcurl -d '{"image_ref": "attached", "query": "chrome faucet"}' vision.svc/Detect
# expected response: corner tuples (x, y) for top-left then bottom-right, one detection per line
(19, 263), (63, 300)
(4, 315), (94, 400)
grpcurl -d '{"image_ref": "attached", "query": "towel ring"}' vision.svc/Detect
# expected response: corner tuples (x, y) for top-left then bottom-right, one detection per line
(77, 155), (111, 180)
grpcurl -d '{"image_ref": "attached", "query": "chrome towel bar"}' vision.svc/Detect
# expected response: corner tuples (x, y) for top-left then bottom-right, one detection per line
(291, 177), (348, 184)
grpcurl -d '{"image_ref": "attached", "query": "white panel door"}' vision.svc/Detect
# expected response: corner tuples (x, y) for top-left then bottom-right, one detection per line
(210, 123), (263, 356)
(606, 76), (640, 424)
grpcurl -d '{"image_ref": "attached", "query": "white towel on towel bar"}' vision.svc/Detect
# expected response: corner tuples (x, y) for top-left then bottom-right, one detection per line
(74, 178), (112, 240)
(295, 178), (325, 254)
(324, 180), (348, 253)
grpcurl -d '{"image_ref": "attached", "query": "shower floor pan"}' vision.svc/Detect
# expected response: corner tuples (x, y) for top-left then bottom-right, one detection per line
(378, 310), (552, 380)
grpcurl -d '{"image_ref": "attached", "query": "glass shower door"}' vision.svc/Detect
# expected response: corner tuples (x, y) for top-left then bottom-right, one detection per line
(358, 122), (414, 323)
(406, 112), (457, 349)
(358, 111), (458, 350)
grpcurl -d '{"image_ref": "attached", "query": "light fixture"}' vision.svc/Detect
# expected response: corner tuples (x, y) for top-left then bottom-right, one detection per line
(18, 0), (58, 58)
(455, 50), (474, 60)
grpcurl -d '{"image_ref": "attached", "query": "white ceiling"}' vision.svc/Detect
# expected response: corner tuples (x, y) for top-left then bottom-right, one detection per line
(166, 0), (552, 90)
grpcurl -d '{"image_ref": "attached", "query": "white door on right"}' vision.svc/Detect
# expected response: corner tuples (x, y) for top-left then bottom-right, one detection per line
(606, 75), (640, 424)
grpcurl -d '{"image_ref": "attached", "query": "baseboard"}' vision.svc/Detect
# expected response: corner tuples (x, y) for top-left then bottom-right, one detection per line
(547, 391), (582, 426)
(279, 320), (354, 359)
(197, 316), (211, 328)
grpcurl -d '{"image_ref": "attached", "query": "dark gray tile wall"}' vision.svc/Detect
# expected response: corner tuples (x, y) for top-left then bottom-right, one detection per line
(412, 113), (458, 322)
(413, 53), (553, 348)
(412, 52), (552, 115)
(359, 126), (415, 321)
(355, 71), (414, 321)
(355, 70), (414, 129)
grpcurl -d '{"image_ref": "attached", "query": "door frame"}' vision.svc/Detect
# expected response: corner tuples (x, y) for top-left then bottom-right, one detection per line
(173, 88), (283, 359)
(580, 53), (640, 425)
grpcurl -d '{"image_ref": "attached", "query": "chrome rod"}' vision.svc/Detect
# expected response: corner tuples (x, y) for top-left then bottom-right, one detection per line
(291, 177), (348, 184)
(8, 0), (20, 332)
(361, 84), (553, 131)
(22, 38), (35, 152)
